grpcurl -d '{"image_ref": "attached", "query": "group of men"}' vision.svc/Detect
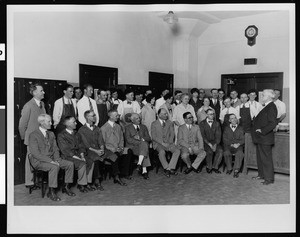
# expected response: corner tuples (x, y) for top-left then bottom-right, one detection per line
(18, 82), (286, 201)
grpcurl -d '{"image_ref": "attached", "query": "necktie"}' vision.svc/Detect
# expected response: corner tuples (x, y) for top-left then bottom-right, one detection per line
(136, 125), (140, 131)
(127, 101), (132, 105)
(45, 131), (50, 147)
(88, 98), (94, 112)
(188, 125), (191, 130)
(213, 99), (216, 106)
(208, 120), (213, 124)
(39, 101), (43, 109)
(68, 99), (72, 105)
(162, 121), (166, 127)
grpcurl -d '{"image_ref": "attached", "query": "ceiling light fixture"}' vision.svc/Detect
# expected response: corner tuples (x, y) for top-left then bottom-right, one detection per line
(163, 11), (178, 24)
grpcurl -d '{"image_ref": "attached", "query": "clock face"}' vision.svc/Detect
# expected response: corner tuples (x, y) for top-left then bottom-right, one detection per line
(246, 27), (257, 37)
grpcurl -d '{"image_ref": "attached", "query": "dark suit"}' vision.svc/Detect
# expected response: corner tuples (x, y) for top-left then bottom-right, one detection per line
(78, 124), (118, 180)
(252, 102), (277, 181)
(209, 98), (221, 122)
(151, 119), (180, 170)
(199, 119), (223, 170)
(125, 123), (151, 167)
(177, 124), (206, 169)
(28, 128), (74, 188)
(57, 129), (88, 185)
(189, 98), (203, 114)
(223, 125), (245, 171)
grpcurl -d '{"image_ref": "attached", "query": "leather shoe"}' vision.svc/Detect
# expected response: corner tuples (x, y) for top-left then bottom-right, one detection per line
(226, 170), (233, 175)
(184, 167), (193, 174)
(114, 179), (127, 186)
(233, 171), (239, 178)
(206, 167), (212, 174)
(164, 169), (171, 178)
(212, 168), (221, 174)
(86, 184), (96, 191)
(169, 169), (178, 175)
(252, 176), (264, 180)
(26, 184), (41, 190)
(142, 172), (149, 180)
(62, 185), (76, 197)
(136, 164), (142, 172)
(47, 188), (61, 201)
(95, 183), (104, 191)
(77, 185), (88, 193)
(261, 180), (274, 185)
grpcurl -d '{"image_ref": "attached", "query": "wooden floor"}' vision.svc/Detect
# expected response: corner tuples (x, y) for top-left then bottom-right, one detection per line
(14, 168), (290, 206)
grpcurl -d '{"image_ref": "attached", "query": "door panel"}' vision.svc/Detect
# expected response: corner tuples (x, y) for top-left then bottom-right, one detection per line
(149, 71), (174, 97)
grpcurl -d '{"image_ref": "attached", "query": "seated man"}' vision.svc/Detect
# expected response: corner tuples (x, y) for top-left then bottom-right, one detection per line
(199, 109), (223, 174)
(177, 112), (206, 174)
(57, 116), (89, 193)
(28, 114), (75, 201)
(78, 110), (118, 190)
(223, 114), (245, 178)
(151, 108), (180, 177)
(101, 110), (132, 185)
(125, 113), (151, 179)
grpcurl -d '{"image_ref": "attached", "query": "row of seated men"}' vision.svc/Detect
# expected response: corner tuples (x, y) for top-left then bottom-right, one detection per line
(18, 83), (285, 201)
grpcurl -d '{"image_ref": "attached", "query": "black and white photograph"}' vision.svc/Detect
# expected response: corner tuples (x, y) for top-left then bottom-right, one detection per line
(5, 2), (295, 234)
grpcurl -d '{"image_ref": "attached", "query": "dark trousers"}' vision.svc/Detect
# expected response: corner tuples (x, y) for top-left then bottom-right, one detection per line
(104, 157), (120, 177)
(204, 144), (223, 170)
(116, 149), (133, 176)
(224, 146), (244, 171)
(256, 144), (274, 181)
(92, 160), (103, 181)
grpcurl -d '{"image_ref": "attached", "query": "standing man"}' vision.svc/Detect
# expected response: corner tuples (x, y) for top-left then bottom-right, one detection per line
(19, 83), (46, 189)
(218, 88), (226, 111)
(230, 89), (242, 108)
(151, 108), (180, 177)
(78, 110), (118, 190)
(52, 84), (77, 135)
(209, 88), (221, 122)
(101, 110), (132, 183)
(273, 89), (287, 123)
(252, 89), (278, 185)
(237, 93), (252, 133)
(177, 112), (206, 174)
(155, 89), (170, 112)
(73, 87), (83, 103)
(189, 88), (202, 115)
(29, 114), (75, 201)
(223, 114), (245, 178)
(111, 89), (123, 110)
(199, 109), (223, 174)
(117, 88), (141, 127)
(57, 116), (89, 193)
(173, 90), (182, 107)
(142, 89), (152, 105)
(198, 88), (206, 106)
(219, 97), (240, 128)
(247, 89), (263, 120)
(135, 91), (144, 110)
(95, 89), (109, 128)
(125, 113), (152, 179)
(77, 84), (99, 127)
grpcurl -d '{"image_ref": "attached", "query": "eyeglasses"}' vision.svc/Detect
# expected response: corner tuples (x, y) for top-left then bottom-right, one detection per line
(186, 116), (193, 119)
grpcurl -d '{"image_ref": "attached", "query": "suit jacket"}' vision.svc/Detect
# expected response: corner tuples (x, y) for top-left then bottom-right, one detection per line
(100, 122), (124, 152)
(222, 125), (245, 150)
(151, 119), (175, 149)
(78, 124), (104, 150)
(57, 129), (86, 160)
(177, 124), (204, 150)
(19, 98), (46, 145)
(252, 102), (277, 145)
(199, 119), (222, 146)
(209, 98), (221, 121)
(29, 129), (60, 164)
(125, 123), (151, 148)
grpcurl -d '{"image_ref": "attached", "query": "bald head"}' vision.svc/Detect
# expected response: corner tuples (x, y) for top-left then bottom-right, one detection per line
(130, 113), (141, 125)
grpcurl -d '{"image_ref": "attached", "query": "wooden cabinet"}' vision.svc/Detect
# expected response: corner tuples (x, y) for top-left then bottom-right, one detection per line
(14, 77), (67, 184)
(244, 132), (290, 174)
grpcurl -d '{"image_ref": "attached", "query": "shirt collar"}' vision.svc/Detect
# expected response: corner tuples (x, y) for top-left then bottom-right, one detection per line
(264, 101), (272, 106)
(206, 118), (214, 123)
(86, 123), (94, 130)
(186, 123), (192, 128)
(158, 119), (165, 125)
(39, 127), (48, 137)
(133, 124), (140, 129)
(33, 98), (41, 106)
(66, 128), (73, 134)
(108, 120), (115, 127)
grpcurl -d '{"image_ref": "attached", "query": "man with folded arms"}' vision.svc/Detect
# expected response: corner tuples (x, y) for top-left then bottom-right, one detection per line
(101, 110), (132, 185)
(78, 110), (118, 190)
(223, 114), (245, 178)
(199, 109), (223, 174)
(57, 116), (89, 193)
(177, 112), (206, 174)
(125, 113), (152, 179)
(151, 108), (180, 177)
(28, 114), (75, 201)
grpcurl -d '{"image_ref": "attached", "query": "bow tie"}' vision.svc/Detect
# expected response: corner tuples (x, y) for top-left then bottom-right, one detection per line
(208, 120), (213, 123)
(232, 125), (236, 129)
(127, 101), (132, 105)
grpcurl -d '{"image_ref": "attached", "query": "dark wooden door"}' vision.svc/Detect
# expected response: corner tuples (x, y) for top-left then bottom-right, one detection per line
(79, 64), (118, 90)
(221, 72), (283, 99)
(149, 71), (174, 97)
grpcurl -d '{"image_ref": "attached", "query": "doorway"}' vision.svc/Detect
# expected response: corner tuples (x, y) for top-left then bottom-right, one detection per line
(221, 72), (283, 100)
(149, 71), (174, 97)
(79, 64), (118, 91)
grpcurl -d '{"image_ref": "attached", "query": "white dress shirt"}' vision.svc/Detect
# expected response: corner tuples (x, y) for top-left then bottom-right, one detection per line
(39, 127), (48, 137)
(248, 100), (263, 119)
(117, 100), (141, 119)
(52, 97), (77, 127)
(155, 97), (165, 112)
(77, 95), (99, 126)
(273, 99), (286, 119)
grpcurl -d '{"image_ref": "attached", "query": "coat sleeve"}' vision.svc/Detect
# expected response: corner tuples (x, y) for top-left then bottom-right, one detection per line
(78, 129), (91, 149)
(168, 122), (175, 143)
(142, 125), (151, 142)
(237, 128), (245, 146)
(196, 127), (204, 150)
(222, 127), (232, 147)
(199, 122), (209, 145)
(215, 122), (222, 145)
(151, 122), (160, 145)
(52, 99), (62, 127)
(51, 134), (62, 161)
(29, 132), (53, 163)
(18, 103), (30, 140)
(261, 105), (278, 135)
(177, 126), (189, 149)
(57, 133), (75, 158)
(125, 126), (141, 146)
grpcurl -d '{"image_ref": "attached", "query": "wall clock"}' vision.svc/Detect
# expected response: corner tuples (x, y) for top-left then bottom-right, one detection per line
(245, 25), (258, 46)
